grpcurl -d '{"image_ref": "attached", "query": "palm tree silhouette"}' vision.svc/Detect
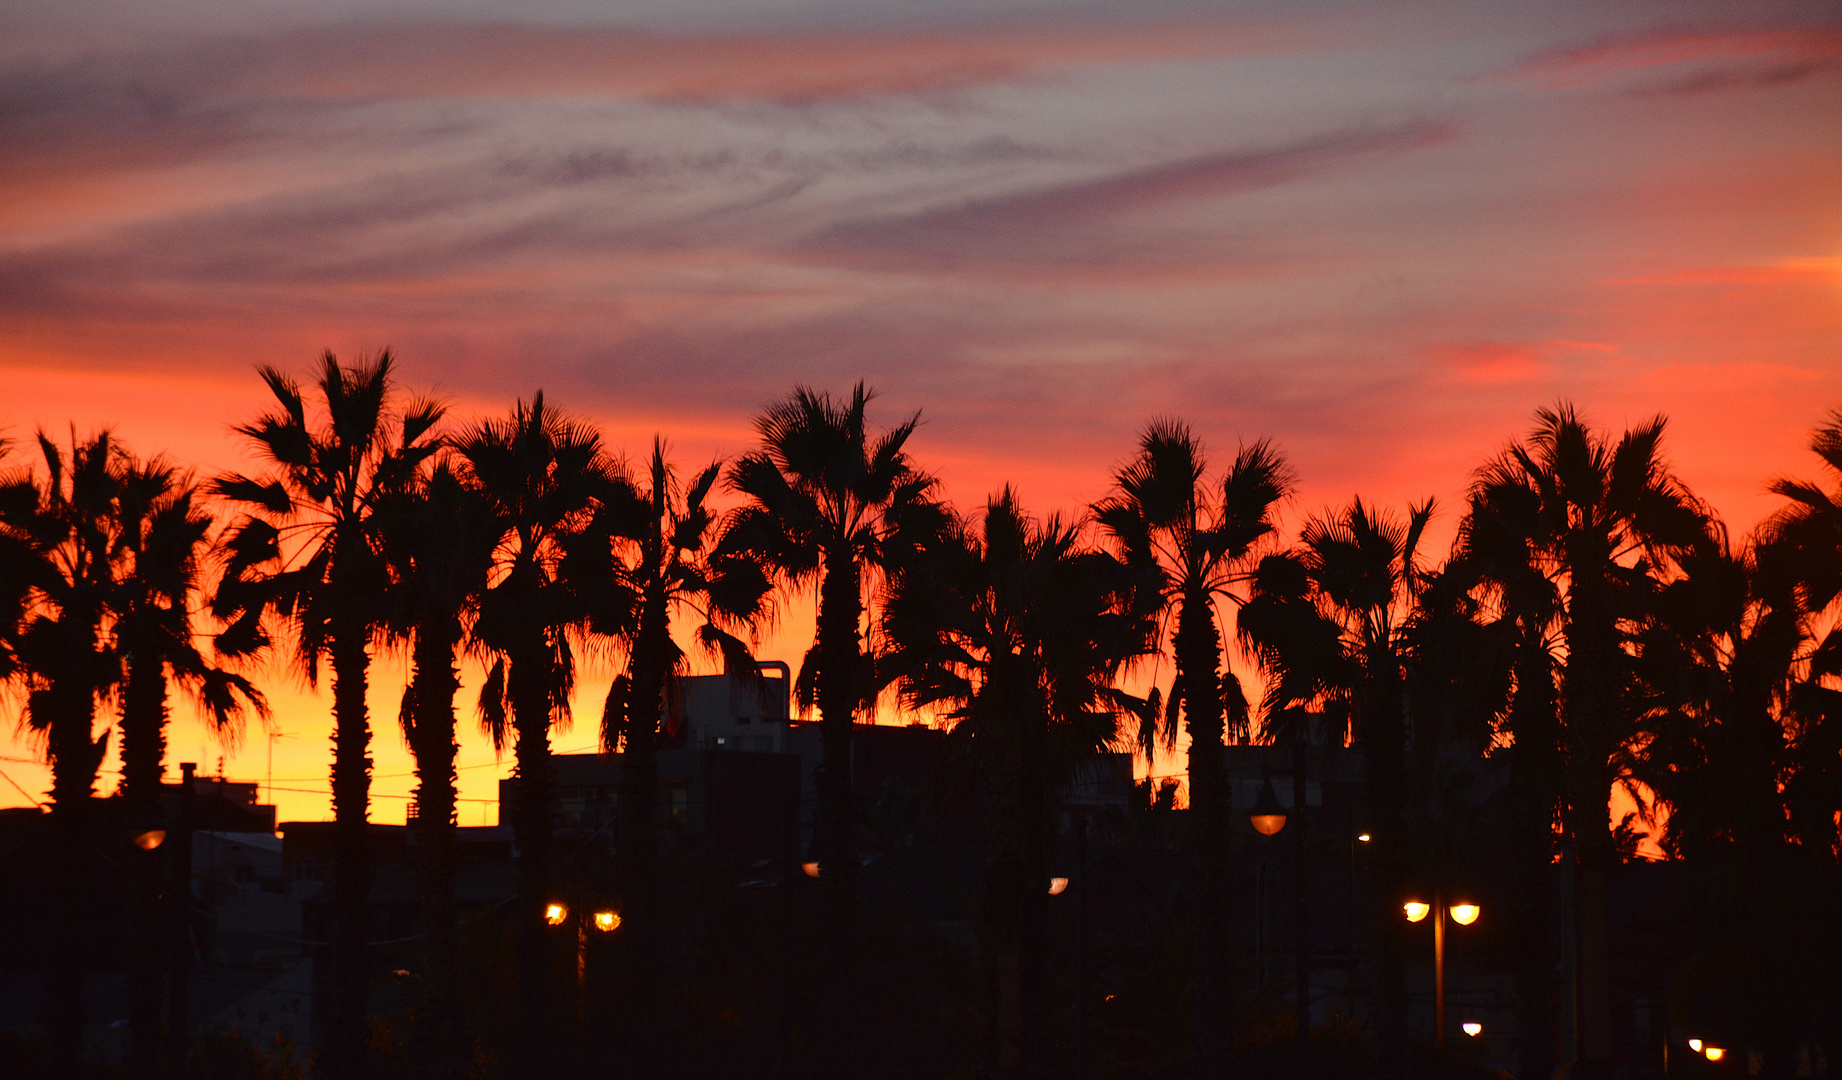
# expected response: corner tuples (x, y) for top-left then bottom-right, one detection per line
(213, 352), (444, 1080)
(1460, 403), (1709, 1070)
(112, 456), (266, 1080)
(378, 461), (499, 1080)
(2, 431), (129, 1078)
(1093, 421), (1290, 1076)
(883, 489), (1154, 1078)
(457, 393), (614, 1080)
(724, 384), (947, 925)
(588, 437), (770, 1050)
(1759, 409), (1842, 856)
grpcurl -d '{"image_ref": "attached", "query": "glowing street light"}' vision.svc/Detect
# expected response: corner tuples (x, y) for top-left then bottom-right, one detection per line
(1704, 1046), (1726, 1062)
(1688, 1038), (1703, 1052)
(1356, 833), (1371, 843)
(1462, 1022), (1482, 1038)
(1248, 777), (1287, 837)
(1048, 877), (1069, 896)
(801, 860), (821, 878)
(544, 902), (568, 926)
(1405, 891), (1481, 1048)
(133, 829), (167, 851)
(593, 910), (621, 933)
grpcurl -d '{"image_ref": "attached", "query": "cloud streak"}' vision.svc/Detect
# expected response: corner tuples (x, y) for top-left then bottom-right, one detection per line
(798, 120), (1458, 275)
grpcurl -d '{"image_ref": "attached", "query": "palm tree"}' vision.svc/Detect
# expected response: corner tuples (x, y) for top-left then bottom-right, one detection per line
(1092, 422), (1290, 1075)
(112, 457), (266, 1080)
(1631, 420), (1842, 1073)
(883, 489), (1154, 1078)
(1759, 410), (1842, 862)
(456, 393), (614, 1079)
(723, 384), (947, 926)
(1238, 497), (1436, 1053)
(213, 352), (444, 1080)
(377, 462), (499, 1080)
(1459, 403), (1709, 1069)
(1, 431), (129, 1079)
(589, 438), (770, 1046)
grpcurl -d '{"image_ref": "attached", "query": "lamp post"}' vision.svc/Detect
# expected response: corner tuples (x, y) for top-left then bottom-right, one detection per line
(1403, 893), (1479, 1048)
(1248, 743), (1312, 1044)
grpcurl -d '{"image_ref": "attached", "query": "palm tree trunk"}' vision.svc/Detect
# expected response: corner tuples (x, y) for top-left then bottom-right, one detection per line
(815, 552), (862, 925)
(408, 621), (465, 1080)
(1361, 666), (1408, 1069)
(1018, 706), (1051, 1079)
(1561, 561), (1617, 1073)
(1175, 590), (1232, 1079)
(121, 651), (170, 1080)
(508, 637), (557, 1080)
(325, 618), (374, 1080)
(45, 677), (105, 1080)
(1507, 638), (1560, 1080)
(617, 585), (670, 1069)
(813, 552), (862, 1077)
(981, 702), (1028, 1079)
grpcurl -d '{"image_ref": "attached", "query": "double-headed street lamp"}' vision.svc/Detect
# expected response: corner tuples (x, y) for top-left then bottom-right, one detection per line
(1404, 893), (1480, 1048)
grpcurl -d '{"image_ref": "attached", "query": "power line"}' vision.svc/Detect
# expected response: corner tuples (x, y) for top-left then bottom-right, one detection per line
(0, 765), (44, 807)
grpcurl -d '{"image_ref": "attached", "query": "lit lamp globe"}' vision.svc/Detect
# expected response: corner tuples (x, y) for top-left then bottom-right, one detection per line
(544, 902), (568, 926)
(133, 829), (167, 851)
(593, 910), (621, 933)
(1462, 1022), (1482, 1038)
(1048, 877), (1069, 896)
(1449, 902), (1481, 926)
(1704, 1047), (1726, 1062)
(1403, 901), (1431, 923)
(1248, 779), (1287, 837)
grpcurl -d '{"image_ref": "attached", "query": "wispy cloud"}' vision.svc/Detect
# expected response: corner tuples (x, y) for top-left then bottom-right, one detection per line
(797, 120), (1458, 275)
(1506, 21), (1842, 95)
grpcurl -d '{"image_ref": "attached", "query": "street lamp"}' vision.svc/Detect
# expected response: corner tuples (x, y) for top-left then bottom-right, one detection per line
(1462, 1022), (1483, 1038)
(1403, 894), (1481, 1048)
(1248, 747), (1313, 1045)
(1249, 778), (1287, 836)
(544, 901), (569, 926)
(593, 909), (621, 933)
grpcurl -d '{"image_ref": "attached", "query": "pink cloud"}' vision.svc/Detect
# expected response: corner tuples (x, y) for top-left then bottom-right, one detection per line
(1507, 22), (1842, 92)
(173, 21), (1273, 105)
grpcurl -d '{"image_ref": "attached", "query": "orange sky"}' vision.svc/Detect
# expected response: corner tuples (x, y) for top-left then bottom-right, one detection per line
(1, 0), (1838, 830)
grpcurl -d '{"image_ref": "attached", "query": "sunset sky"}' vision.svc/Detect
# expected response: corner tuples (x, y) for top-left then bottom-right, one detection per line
(1, 0), (1838, 825)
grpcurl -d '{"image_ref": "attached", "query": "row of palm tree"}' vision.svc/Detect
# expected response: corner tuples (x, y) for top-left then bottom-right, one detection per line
(5, 355), (1839, 1079)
